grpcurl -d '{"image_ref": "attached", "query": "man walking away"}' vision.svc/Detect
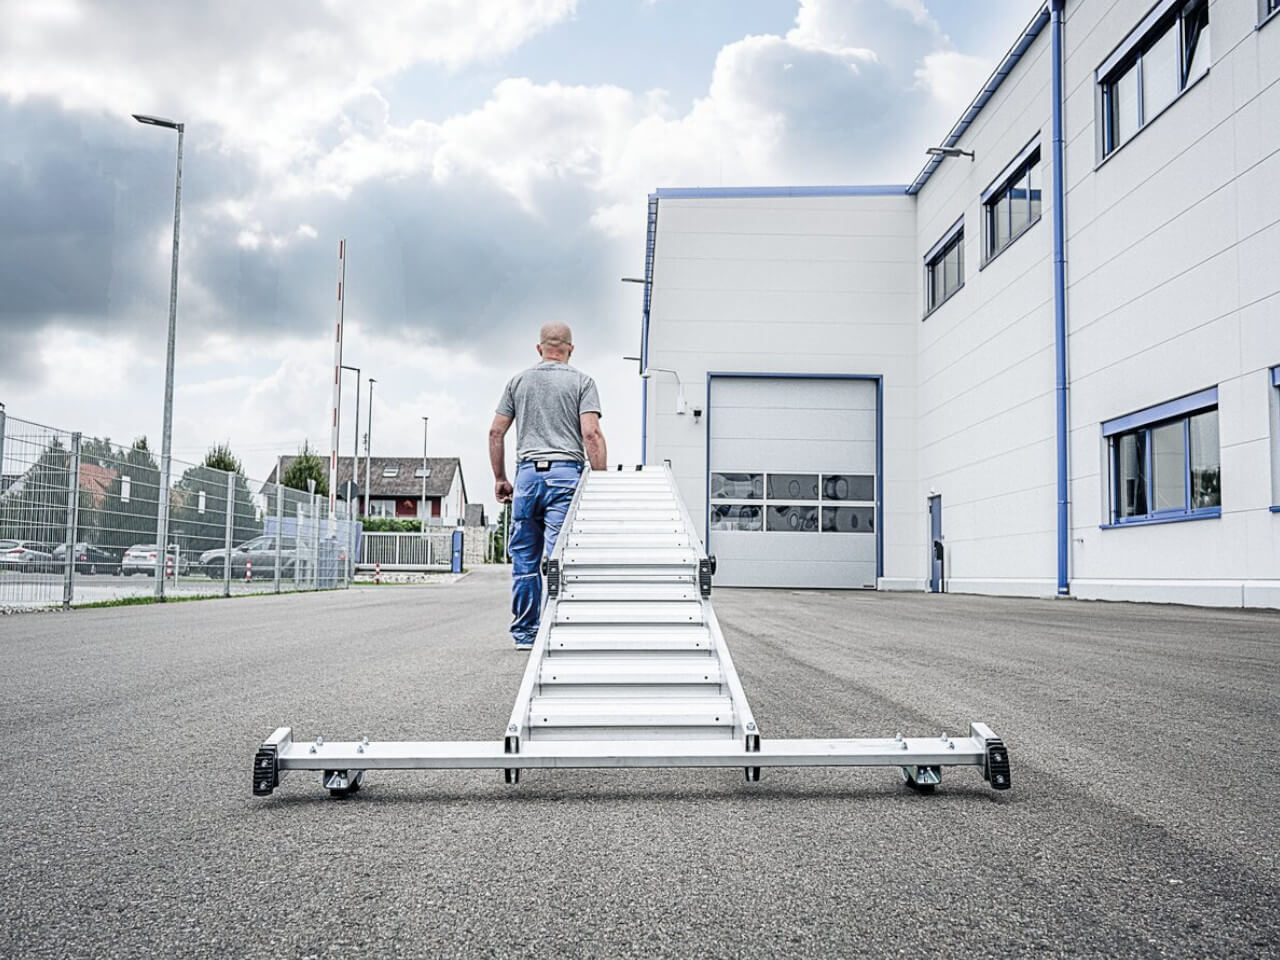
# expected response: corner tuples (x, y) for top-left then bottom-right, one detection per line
(489, 322), (607, 650)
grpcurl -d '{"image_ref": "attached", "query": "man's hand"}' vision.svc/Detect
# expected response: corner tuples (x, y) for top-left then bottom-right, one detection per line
(495, 478), (513, 503)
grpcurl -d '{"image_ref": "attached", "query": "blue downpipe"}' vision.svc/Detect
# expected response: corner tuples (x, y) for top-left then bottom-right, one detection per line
(1051, 0), (1070, 595)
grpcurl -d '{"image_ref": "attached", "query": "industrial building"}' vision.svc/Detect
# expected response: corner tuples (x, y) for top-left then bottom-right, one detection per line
(640, 0), (1280, 606)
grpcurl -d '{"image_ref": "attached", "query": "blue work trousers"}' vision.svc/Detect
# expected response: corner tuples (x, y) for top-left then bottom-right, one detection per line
(509, 461), (582, 644)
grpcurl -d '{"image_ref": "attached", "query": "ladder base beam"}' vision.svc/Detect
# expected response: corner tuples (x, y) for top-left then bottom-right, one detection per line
(273, 733), (992, 771)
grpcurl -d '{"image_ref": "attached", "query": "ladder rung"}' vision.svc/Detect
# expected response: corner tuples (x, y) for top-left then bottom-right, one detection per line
(564, 534), (693, 549)
(554, 601), (704, 625)
(563, 548), (699, 567)
(527, 697), (735, 727)
(547, 626), (714, 652)
(539, 658), (722, 686)
(570, 520), (685, 534)
(559, 582), (699, 602)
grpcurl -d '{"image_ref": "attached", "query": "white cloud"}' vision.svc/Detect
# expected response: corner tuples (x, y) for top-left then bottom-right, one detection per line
(916, 50), (995, 112)
(0, 0), (578, 170)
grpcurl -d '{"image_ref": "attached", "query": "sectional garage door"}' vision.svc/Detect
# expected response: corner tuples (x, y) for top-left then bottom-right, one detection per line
(707, 376), (878, 589)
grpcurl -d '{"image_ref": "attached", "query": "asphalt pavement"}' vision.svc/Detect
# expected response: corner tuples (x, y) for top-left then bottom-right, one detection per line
(1, 567), (1277, 958)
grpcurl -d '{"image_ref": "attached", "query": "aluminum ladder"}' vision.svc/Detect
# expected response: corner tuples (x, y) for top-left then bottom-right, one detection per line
(252, 465), (1011, 798)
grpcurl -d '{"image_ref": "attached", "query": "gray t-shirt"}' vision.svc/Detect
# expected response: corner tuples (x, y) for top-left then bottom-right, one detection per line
(497, 361), (602, 462)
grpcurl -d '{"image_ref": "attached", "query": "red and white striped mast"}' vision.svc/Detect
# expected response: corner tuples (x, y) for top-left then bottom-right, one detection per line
(328, 238), (346, 525)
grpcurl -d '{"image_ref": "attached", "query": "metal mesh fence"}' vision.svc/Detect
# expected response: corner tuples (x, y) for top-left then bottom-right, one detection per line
(0, 408), (357, 609)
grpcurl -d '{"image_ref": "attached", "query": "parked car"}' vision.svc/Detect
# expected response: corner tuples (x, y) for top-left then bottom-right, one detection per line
(229, 536), (299, 579)
(121, 544), (190, 577)
(52, 542), (119, 575)
(0, 540), (56, 572)
(200, 535), (278, 578)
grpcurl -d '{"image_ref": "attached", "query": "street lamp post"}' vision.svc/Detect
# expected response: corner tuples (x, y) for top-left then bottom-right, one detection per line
(341, 364), (360, 581)
(133, 113), (184, 600)
(364, 378), (375, 518)
(340, 364), (360, 507)
(420, 416), (429, 530)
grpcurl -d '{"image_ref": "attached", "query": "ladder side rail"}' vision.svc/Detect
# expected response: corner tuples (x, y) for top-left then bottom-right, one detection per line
(503, 463), (594, 749)
(702, 602), (758, 746)
(659, 461), (759, 746)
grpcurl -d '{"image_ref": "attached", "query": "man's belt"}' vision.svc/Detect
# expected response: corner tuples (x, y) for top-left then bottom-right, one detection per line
(521, 460), (581, 472)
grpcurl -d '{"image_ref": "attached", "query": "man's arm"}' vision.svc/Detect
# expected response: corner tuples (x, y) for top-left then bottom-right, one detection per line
(580, 412), (607, 471)
(489, 413), (514, 502)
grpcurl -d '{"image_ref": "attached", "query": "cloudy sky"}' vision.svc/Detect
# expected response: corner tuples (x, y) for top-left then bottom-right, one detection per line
(0, 0), (1042, 512)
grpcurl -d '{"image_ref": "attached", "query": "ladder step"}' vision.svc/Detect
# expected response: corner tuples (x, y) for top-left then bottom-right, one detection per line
(554, 601), (704, 625)
(563, 548), (699, 568)
(570, 520), (685, 535)
(539, 658), (723, 686)
(527, 697), (735, 727)
(564, 533), (694, 549)
(559, 582), (699, 602)
(574, 510), (683, 522)
(547, 625), (714, 652)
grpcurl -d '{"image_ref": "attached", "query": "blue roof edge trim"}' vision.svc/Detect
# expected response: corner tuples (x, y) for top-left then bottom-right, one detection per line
(907, 4), (1052, 196)
(653, 185), (909, 199)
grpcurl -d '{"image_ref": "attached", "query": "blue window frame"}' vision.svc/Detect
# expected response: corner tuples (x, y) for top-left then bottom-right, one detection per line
(1103, 388), (1220, 526)
(982, 145), (1041, 263)
(1099, 0), (1210, 158)
(1264, 0), (1280, 26)
(924, 217), (964, 316)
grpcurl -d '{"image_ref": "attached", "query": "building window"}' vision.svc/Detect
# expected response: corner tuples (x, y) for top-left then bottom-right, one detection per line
(1099, 0), (1210, 158)
(413, 465), (430, 479)
(711, 471), (874, 533)
(924, 218), (964, 315)
(382, 465), (399, 478)
(1263, 1), (1280, 26)
(1103, 388), (1220, 525)
(983, 148), (1040, 262)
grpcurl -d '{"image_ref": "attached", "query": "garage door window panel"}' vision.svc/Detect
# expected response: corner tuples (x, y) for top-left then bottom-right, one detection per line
(767, 505), (819, 532)
(822, 474), (874, 501)
(711, 472), (762, 500)
(822, 507), (875, 533)
(710, 504), (763, 531)
(766, 474), (819, 500)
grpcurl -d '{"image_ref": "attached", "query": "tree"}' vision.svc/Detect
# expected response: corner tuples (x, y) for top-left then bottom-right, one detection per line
(203, 442), (243, 476)
(96, 439), (161, 554)
(170, 462), (261, 555)
(282, 440), (328, 496)
(0, 438), (71, 544)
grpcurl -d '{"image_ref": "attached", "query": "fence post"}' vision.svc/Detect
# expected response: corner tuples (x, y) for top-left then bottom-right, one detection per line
(61, 432), (82, 609)
(223, 470), (234, 598)
(274, 484), (283, 594)
(311, 490), (319, 589)
(0, 402), (6, 486)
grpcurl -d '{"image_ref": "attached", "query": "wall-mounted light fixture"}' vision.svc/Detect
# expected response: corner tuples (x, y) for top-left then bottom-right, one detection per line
(926, 146), (975, 161)
(641, 367), (689, 415)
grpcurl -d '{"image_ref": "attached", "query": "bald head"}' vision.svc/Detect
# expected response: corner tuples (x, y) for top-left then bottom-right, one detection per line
(537, 322), (574, 362)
